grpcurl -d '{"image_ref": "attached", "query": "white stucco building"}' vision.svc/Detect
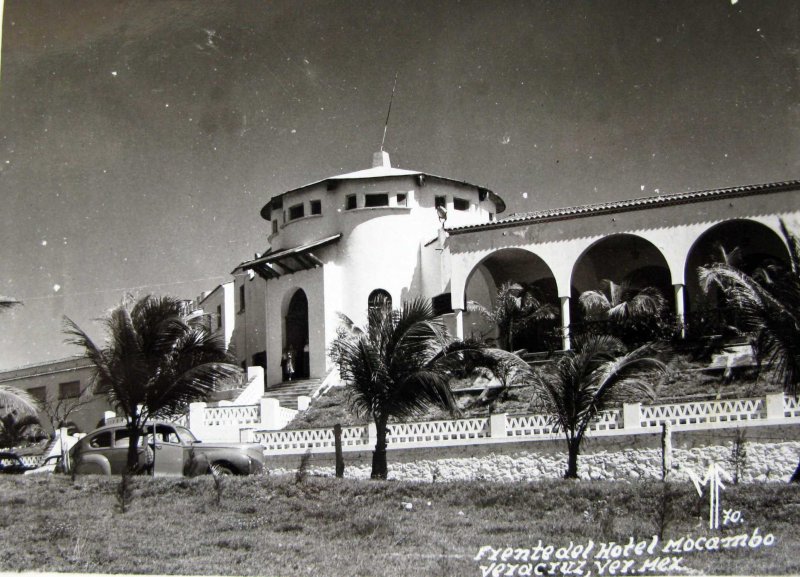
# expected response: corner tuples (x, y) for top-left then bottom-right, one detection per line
(220, 152), (799, 389)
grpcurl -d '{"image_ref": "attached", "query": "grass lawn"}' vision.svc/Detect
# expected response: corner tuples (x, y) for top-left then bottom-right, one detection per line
(1, 474), (798, 576)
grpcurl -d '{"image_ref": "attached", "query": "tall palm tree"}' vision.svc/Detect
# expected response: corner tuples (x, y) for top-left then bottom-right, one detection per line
(530, 334), (667, 479)
(699, 221), (800, 482)
(0, 296), (39, 416)
(65, 295), (239, 472)
(330, 297), (513, 479)
(468, 282), (557, 352)
(579, 280), (669, 345)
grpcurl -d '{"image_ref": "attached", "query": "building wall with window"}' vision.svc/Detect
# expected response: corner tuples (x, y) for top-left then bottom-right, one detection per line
(234, 152), (505, 386)
(0, 356), (111, 436)
(196, 281), (235, 351)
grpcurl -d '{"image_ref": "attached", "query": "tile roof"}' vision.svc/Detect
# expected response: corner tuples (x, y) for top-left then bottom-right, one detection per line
(447, 180), (800, 235)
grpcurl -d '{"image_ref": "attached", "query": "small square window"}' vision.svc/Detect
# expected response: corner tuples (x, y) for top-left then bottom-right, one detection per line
(59, 381), (80, 400)
(346, 195), (357, 210)
(28, 386), (47, 404)
(310, 200), (322, 215)
(396, 193), (407, 206)
(289, 203), (305, 220)
(435, 196), (446, 209)
(453, 197), (470, 211)
(365, 194), (389, 207)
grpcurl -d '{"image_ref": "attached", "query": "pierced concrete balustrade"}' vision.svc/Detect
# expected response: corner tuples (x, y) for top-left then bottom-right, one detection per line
(253, 393), (799, 456)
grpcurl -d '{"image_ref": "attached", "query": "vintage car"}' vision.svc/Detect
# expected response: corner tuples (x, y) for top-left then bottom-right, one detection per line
(68, 421), (265, 476)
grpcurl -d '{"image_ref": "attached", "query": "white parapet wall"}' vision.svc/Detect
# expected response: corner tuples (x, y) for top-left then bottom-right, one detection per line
(252, 393), (800, 456)
(188, 396), (299, 443)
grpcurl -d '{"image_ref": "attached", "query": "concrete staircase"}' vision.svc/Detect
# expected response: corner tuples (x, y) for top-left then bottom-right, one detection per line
(264, 378), (323, 410)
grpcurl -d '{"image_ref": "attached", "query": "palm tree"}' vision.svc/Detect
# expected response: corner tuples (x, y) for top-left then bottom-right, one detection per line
(698, 221), (800, 482)
(468, 282), (557, 352)
(0, 296), (39, 416)
(579, 280), (669, 345)
(0, 412), (45, 448)
(65, 295), (240, 472)
(330, 297), (513, 479)
(530, 334), (667, 479)
(0, 296), (22, 310)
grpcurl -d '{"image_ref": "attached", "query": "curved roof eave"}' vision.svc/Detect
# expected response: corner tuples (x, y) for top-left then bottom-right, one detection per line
(260, 168), (506, 220)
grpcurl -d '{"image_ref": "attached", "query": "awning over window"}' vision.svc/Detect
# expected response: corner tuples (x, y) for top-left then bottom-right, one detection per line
(235, 234), (341, 280)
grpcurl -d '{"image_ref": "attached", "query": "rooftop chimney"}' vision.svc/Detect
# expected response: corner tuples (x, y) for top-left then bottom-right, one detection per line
(372, 150), (391, 168)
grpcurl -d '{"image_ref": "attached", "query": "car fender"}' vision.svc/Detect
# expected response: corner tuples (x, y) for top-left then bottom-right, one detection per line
(75, 453), (111, 475)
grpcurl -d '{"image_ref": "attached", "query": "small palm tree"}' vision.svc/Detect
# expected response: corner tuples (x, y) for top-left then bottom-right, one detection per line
(0, 297), (38, 416)
(468, 282), (557, 352)
(65, 295), (240, 472)
(579, 280), (669, 345)
(699, 221), (800, 481)
(0, 412), (45, 448)
(531, 334), (667, 479)
(330, 297), (509, 479)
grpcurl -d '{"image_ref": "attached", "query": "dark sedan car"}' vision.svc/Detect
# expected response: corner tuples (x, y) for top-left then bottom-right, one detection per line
(68, 421), (265, 477)
(0, 452), (35, 474)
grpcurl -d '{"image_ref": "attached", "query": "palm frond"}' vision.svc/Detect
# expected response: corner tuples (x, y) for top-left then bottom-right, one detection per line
(0, 385), (38, 415)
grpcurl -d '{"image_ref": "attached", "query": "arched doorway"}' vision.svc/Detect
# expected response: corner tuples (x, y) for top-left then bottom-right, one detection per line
(285, 289), (309, 380)
(684, 219), (789, 339)
(368, 289), (392, 312)
(570, 234), (673, 345)
(464, 248), (559, 352)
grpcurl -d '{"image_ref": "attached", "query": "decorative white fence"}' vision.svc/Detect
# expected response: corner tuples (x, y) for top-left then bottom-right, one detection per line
(250, 393), (800, 457)
(189, 398), (299, 443)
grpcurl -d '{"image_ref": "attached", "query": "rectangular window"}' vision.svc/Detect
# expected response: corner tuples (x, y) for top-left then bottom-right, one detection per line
(288, 203), (305, 220)
(272, 219), (278, 234)
(310, 200), (322, 215)
(489, 212), (495, 221)
(216, 305), (222, 329)
(59, 381), (81, 400)
(453, 197), (470, 211)
(345, 194), (357, 210)
(239, 284), (246, 312)
(396, 193), (407, 206)
(364, 193), (389, 207)
(435, 195), (447, 209)
(28, 386), (47, 404)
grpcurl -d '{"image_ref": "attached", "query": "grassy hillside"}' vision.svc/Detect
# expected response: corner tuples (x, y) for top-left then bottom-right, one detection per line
(0, 474), (797, 576)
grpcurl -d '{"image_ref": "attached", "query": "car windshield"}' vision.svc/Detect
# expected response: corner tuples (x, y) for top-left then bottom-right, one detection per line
(174, 426), (197, 444)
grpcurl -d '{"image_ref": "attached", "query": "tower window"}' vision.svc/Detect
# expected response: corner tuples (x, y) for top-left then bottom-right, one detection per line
(396, 193), (407, 206)
(239, 285), (246, 312)
(364, 193), (389, 207)
(272, 219), (279, 234)
(345, 195), (357, 210)
(310, 200), (322, 215)
(288, 203), (305, 220)
(435, 196), (446, 209)
(216, 305), (222, 329)
(453, 198), (470, 211)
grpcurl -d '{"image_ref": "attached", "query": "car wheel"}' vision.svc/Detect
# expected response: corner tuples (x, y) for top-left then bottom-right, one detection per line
(211, 463), (235, 476)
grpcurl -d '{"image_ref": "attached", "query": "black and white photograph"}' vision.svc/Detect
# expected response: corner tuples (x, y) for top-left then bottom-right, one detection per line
(0, 1), (798, 576)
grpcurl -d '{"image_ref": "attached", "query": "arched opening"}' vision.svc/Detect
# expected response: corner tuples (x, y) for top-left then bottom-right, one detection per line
(570, 234), (673, 345)
(284, 289), (309, 380)
(464, 248), (559, 352)
(684, 219), (789, 339)
(368, 289), (392, 312)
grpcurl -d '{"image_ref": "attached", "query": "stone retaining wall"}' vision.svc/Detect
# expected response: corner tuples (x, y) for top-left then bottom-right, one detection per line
(266, 432), (800, 483)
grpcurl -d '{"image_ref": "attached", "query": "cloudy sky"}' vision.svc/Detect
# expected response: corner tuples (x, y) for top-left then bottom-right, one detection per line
(1, 1), (798, 369)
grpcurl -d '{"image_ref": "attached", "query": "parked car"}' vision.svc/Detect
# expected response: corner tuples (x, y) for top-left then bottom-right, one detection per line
(68, 421), (265, 477)
(0, 451), (36, 474)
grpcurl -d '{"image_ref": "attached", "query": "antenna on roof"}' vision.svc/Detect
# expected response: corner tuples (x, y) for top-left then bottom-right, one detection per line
(380, 72), (398, 152)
